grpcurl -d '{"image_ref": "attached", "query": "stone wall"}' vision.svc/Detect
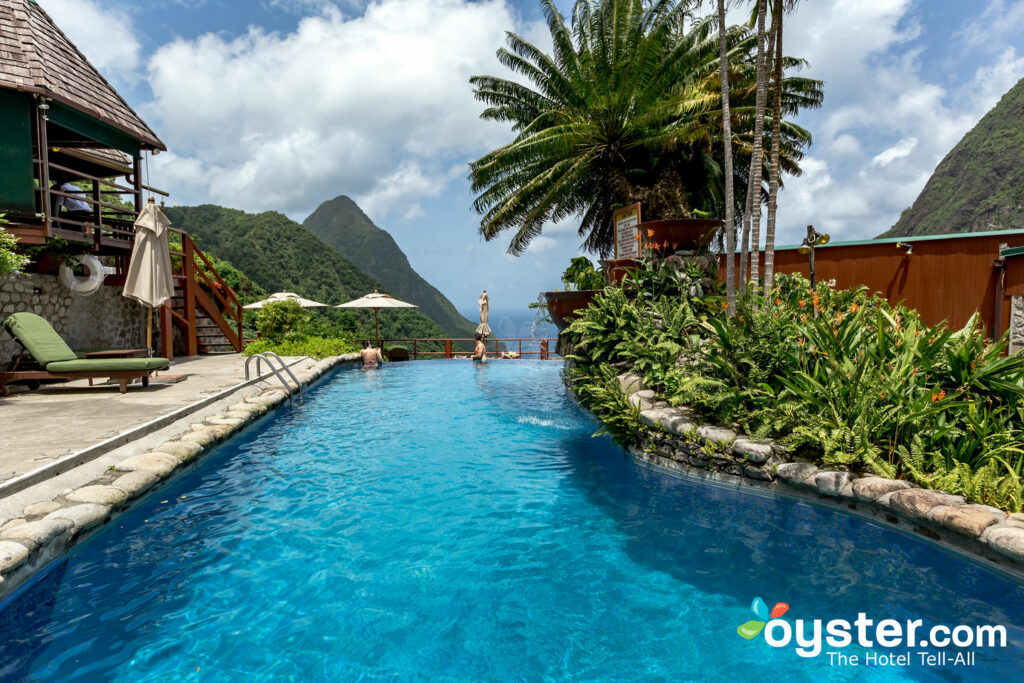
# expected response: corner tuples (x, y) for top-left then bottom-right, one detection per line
(0, 273), (148, 368)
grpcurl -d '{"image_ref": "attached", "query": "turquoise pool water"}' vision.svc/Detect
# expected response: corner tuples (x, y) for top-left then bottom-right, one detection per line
(1, 361), (1022, 681)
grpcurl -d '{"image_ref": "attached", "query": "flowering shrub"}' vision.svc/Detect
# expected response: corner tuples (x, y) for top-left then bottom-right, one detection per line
(566, 273), (1024, 511)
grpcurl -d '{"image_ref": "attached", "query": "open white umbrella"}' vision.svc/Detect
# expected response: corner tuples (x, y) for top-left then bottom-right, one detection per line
(123, 198), (174, 353)
(336, 290), (417, 346)
(476, 289), (492, 337)
(243, 291), (330, 309)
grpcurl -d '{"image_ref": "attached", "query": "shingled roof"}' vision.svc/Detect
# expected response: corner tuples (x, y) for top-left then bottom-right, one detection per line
(0, 0), (165, 150)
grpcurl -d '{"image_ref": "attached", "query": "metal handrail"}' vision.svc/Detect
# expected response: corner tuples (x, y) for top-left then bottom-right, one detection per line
(244, 353), (303, 405)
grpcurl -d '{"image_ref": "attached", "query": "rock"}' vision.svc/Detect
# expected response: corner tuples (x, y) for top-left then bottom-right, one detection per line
(180, 429), (216, 447)
(885, 489), (966, 521)
(776, 462), (818, 486)
(744, 465), (774, 481)
(0, 519), (70, 550)
(206, 416), (245, 427)
(45, 504), (110, 532)
(246, 392), (286, 408)
(157, 441), (203, 463)
(222, 411), (252, 421)
(616, 372), (645, 395)
(662, 412), (696, 435)
(733, 438), (773, 464)
(117, 453), (179, 477)
(696, 425), (737, 447)
(0, 540), (30, 572)
(201, 423), (237, 439)
(1009, 513), (1024, 523)
(23, 501), (61, 517)
(639, 408), (673, 429)
(962, 504), (1006, 521)
(983, 525), (1024, 563)
(851, 477), (911, 503)
(112, 471), (159, 497)
(928, 505), (1001, 538)
(627, 393), (653, 411)
(66, 485), (129, 506)
(0, 519), (26, 532)
(813, 471), (856, 497)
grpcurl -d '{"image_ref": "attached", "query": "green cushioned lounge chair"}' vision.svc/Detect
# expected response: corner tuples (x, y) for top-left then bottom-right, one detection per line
(0, 312), (169, 396)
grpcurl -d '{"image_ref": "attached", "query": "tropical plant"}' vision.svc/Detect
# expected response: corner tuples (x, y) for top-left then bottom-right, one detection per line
(255, 299), (312, 343)
(561, 256), (606, 291)
(469, 0), (821, 255)
(243, 335), (359, 360)
(0, 217), (30, 279)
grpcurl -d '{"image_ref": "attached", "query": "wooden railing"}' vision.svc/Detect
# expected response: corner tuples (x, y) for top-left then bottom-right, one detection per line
(162, 228), (243, 358)
(378, 338), (560, 361)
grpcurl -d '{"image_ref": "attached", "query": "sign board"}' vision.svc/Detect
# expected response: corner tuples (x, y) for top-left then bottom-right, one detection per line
(613, 203), (642, 259)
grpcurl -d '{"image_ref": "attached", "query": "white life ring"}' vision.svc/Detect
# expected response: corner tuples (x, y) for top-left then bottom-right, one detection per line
(59, 254), (106, 296)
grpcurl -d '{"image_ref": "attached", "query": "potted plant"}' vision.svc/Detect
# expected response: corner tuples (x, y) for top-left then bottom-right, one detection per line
(543, 257), (605, 331)
(637, 218), (722, 252)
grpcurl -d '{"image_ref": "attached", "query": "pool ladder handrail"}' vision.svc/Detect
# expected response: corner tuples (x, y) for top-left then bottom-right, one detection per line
(244, 352), (303, 405)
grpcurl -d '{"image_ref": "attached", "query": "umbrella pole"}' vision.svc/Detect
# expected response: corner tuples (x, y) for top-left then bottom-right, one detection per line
(146, 306), (152, 354)
(374, 307), (380, 347)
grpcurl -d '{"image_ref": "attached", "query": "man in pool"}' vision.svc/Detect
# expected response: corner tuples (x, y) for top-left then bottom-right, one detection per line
(470, 332), (487, 362)
(361, 340), (384, 368)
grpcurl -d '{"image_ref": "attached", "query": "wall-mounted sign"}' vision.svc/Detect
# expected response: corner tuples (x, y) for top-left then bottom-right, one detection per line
(613, 203), (641, 259)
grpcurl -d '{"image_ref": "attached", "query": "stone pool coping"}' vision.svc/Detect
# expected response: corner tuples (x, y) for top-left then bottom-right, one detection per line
(612, 371), (1024, 582)
(0, 353), (360, 602)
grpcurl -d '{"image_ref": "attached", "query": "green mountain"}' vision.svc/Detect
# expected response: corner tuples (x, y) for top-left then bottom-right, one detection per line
(164, 205), (447, 340)
(880, 78), (1024, 238)
(303, 196), (477, 338)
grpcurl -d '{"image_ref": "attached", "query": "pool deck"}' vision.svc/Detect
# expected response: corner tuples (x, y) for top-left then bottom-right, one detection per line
(0, 354), (312, 516)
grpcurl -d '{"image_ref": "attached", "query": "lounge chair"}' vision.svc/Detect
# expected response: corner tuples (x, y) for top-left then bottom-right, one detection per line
(0, 312), (169, 396)
(387, 346), (410, 362)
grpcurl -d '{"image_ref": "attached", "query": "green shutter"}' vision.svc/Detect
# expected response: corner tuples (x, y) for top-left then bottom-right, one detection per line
(0, 90), (36, 215)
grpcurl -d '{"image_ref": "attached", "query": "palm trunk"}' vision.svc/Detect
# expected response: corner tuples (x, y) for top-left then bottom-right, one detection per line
(739, 188), (751, 288)
(718, 0), (736, 313)
(764, 0), (783, 296)
(747, 0), (768, 289)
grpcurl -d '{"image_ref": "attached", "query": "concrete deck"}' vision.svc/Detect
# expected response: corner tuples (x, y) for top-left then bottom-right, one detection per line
(0, 354), (304, 486)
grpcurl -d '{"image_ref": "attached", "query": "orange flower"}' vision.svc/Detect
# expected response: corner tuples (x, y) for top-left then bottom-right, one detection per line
(931, 390), (946, 402)
(812, 295), (820, 307)
(634, 233), (641, 242)
(879, 391), (886, 400)
(798, 299), (806, 308)
(850, 303), (860, 313)
(647, 229), (655, 238)
(775, 298), (782, 305)
(800, 314), (808, 323)
(797, 337), (805, 347)
(720, 301), (729, 310)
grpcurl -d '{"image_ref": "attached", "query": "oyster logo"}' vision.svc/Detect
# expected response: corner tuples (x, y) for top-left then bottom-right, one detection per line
(737, 597), (789, 639)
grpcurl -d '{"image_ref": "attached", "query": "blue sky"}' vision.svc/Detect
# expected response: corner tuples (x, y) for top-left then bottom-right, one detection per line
(40, 0), (1024, 316)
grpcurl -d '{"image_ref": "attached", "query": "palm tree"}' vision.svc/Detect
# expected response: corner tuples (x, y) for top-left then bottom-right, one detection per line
(469, 0), (820, 257)
(763, 0), (795, 294)
(717, 0), (736, 311)
(745, 0), (768, 288)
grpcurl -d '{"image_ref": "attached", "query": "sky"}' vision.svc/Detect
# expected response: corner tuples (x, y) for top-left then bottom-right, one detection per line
(38, 0), (1024, 316)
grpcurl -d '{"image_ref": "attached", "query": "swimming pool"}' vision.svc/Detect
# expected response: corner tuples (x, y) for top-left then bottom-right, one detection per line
(0, 361), (1022, 681)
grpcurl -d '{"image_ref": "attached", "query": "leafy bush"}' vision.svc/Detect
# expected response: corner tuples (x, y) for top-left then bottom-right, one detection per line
(243, 335), (358, 360)
(566, 271), (1024, 511)
(256, 300), (311, 342)
(561, 257), (605, 291)
(0, 220), (29, 279)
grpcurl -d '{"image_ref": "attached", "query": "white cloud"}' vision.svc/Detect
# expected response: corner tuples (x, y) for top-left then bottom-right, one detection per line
(38, 0), (141, 83)
(767, 0), (1024, 244)
(146, 0), (538, 220)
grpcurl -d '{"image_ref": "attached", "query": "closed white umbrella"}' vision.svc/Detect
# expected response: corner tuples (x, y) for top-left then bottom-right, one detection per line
(243, 291), (330, 309)
(336, 290), (417, 346)
(123, 198), (174, 353)
(476, 289), (491, 337)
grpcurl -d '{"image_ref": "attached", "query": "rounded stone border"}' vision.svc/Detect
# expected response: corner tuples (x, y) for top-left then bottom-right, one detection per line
(613, 371), (1024, 581)
(0, 353), (360, 602)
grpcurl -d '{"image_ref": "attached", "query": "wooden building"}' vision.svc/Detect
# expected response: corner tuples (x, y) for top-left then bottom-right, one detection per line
(733, 229), (1024, 343)
(0, 0), (241, 359)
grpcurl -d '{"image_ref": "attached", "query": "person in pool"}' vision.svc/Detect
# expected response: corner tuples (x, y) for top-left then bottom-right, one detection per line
(470, 332), (487, 362)
(360, 340), (384, 368)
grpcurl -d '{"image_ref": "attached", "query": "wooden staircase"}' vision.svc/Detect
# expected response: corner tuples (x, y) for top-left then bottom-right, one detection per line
(158, 230), (243, 359)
